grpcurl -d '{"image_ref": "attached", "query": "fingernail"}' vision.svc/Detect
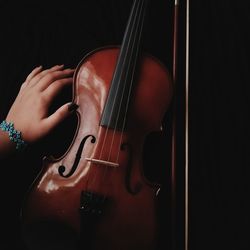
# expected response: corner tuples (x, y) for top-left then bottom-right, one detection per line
(68, 103), (79, 112)
(35, 65), (42, 70)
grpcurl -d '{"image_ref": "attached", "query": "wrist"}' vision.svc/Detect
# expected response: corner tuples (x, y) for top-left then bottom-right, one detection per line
(0, 120), (27, 151)
(0, 128), (16, 157)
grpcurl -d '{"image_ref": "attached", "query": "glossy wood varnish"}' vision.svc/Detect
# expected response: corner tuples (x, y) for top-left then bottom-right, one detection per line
(21, 48), (173, 250)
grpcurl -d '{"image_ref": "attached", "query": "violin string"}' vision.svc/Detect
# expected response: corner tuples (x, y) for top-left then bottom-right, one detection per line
(99, 0), (146, 196)
(101, 0), (141, 164)
(99, 0), (141, 160)
(115, 0), (147, 164)
(108, 0), (145, 163)
(87, 0), (143, 191)
(101, 0), (144, 186)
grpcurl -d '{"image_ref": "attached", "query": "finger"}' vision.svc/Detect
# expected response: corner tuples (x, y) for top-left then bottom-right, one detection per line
(42, 77), (73, 103)
(28, 65), (65, 87)
(36, 69), (74, 91)
(21, 66), (43, 90)
(25, 66), (43, 83)
(43, 102), (76, 132)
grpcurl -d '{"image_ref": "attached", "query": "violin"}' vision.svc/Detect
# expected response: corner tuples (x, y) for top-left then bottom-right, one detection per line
(21, 0), (173, 249)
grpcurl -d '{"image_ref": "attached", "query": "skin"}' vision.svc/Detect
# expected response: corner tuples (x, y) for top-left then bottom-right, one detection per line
(0, 64), (76, 157)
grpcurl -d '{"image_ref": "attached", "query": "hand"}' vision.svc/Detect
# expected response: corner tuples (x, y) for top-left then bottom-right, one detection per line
(5, 65), (77, 144)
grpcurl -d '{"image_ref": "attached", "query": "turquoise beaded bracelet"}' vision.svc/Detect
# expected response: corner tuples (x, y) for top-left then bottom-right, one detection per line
(0, 120), (27, 150)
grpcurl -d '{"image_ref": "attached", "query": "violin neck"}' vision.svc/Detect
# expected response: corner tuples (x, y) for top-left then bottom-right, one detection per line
(100, 0), (149, 130)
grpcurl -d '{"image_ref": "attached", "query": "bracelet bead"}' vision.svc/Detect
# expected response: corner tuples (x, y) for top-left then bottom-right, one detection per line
(0, 120), (27, 150)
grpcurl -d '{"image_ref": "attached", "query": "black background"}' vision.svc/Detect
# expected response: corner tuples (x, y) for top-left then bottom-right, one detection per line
(0, 1), (249, 250)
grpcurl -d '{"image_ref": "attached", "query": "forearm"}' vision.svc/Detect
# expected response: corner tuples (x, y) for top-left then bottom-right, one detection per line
(0, 129), (15, 158)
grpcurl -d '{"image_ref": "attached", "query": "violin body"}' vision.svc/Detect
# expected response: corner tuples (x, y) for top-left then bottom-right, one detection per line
(21, 47), (172, 250)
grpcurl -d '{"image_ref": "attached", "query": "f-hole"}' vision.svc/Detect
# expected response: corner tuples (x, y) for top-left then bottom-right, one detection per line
(58, 135), (96, 178)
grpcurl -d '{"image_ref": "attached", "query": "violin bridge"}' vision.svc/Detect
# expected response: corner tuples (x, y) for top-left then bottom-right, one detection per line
(85, 158), (119, 168)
